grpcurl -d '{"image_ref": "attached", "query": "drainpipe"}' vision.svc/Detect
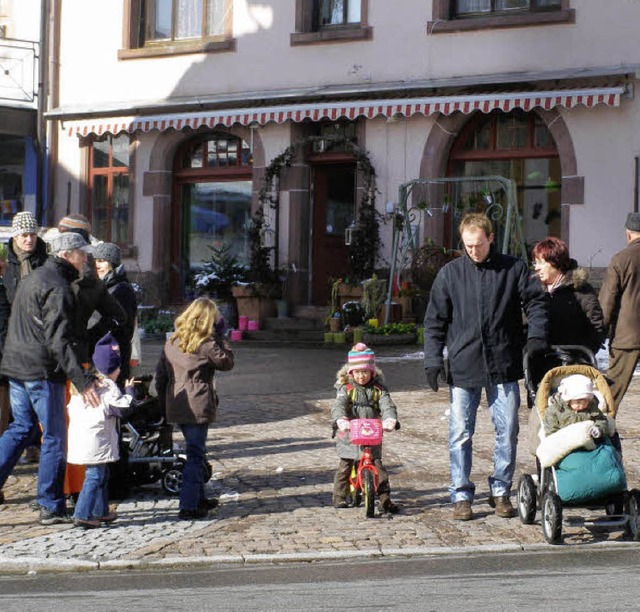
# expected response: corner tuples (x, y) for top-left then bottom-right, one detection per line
(35, 0), (48, 224)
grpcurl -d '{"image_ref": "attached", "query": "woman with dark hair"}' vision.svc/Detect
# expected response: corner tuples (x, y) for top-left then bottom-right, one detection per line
(532, 236), (606, 354)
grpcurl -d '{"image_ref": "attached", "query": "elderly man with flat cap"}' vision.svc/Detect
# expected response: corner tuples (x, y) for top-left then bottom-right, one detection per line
(600, 212), (640, 409)
(0, 232), (100, 524)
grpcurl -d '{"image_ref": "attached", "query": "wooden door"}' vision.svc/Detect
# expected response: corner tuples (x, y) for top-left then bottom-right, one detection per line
(311, 164), (356, 304)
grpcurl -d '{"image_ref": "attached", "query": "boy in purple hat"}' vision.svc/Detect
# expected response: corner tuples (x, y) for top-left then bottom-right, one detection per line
(67, 333), (137, 528)
(331, 343), (399, 515)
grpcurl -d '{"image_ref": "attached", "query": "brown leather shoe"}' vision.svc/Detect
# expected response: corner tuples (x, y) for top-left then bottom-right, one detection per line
(452, 500), (473, 521)
(488, 495), (516, 518)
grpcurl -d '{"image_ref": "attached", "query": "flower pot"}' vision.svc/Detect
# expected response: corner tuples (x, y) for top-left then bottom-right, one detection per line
(329, 317), (342, 333)
(276, 299), (289, 318)
(333, 332), (346, 344)
(324, 332), (334, 343)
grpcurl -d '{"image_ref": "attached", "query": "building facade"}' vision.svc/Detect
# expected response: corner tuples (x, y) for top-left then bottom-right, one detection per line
(46, 1), (640, 307)
(0, 0), (42, 233)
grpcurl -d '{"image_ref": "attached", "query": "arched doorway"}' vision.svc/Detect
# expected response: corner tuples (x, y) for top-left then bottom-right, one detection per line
(171, 132), (253, 298)
(448, 109), (561, 252)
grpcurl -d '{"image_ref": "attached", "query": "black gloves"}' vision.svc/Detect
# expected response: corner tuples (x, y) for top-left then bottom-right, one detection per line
(525, 337), (549, 356)
(426, 366), (445, 392)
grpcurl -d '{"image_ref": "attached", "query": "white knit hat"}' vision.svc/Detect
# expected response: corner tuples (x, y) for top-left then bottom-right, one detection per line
(558, 374), (594, 402)
(11, 211), (38, 237)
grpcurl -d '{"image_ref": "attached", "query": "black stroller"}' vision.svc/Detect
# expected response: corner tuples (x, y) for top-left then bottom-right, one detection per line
(109, 375), (213, 499)
(517, 345), (640, 544)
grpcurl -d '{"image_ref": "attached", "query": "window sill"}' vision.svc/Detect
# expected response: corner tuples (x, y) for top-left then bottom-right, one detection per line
(427, 9), (575, 34)
(290, 25), (372, 46)
(118, 38), (236, 60)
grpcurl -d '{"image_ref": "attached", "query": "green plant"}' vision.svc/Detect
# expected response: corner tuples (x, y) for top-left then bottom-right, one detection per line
(143, 313), (175, 334)
(364, 321), (416, 336)
(194, 243), (245, 301)
(360, 275), (387, 319)
(245, 207), (280, 290)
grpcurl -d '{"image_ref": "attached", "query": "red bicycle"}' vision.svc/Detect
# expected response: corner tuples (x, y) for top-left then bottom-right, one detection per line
(347, 418), (384, 518)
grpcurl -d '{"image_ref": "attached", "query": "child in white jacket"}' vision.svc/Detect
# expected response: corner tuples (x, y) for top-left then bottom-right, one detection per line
(67, 333), (136, 529)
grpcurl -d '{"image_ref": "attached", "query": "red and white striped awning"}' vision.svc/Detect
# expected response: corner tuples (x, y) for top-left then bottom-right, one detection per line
(65, 86), (625, 137)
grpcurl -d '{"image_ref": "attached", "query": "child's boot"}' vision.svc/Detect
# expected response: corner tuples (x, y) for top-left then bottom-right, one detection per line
(379, 493), (400, 515)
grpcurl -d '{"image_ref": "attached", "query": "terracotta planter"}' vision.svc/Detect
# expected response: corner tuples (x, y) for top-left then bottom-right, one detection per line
(329, 317), (342, 333)
(232, 286), (277, 325)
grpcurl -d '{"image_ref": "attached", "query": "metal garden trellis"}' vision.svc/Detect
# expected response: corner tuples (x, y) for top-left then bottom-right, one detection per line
(384, 176), (526, 324)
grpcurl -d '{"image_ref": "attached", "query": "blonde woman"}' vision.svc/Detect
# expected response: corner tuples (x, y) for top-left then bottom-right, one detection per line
(155, 298), (234, 520)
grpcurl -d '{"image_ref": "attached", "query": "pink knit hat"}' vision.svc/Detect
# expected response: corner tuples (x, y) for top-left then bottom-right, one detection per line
(347, 343), (376, 375)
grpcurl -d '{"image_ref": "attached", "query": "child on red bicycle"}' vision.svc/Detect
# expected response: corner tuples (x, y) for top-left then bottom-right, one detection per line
(332, 343), (399, 514)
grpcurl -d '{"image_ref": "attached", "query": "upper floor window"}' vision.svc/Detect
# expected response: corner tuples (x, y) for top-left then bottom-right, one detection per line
(145, 0), (227, 43)
(291, 0), (371, 45)
(119, 0), (235, 59)
(88, 134), (132, 246)
(455, 0), (561, 17)
(318, 0), (361, 27)
(428, 0), (573, 34)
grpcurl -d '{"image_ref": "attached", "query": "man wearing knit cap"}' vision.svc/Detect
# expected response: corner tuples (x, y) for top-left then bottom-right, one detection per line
(2, 211), (49, 468)
(600, 212), (640, 409)
(0, 231), (101, 524)
(4, 210), (48, 304)
(58, 213), (92, 243)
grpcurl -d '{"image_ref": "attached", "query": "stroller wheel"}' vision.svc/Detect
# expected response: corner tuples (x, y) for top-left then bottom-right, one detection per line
(541, 491), (563, 545)
(624, 489), (640, 541)
(517, 474), (537, 525)
(162, 461), (185, 496)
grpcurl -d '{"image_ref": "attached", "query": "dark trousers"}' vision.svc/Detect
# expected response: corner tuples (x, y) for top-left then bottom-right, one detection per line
(333, 457), (391, 505)
(607, 347), (640, 410)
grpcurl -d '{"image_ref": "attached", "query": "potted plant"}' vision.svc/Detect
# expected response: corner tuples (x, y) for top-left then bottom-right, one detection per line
(193, 242), (245, 327)
(363, 321), (417, 346)
(232, 208), (279, 324)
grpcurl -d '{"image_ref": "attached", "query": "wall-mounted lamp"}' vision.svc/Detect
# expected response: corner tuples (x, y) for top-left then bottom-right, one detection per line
(385, 201), (396, 220)
(345, 222), (356, 246)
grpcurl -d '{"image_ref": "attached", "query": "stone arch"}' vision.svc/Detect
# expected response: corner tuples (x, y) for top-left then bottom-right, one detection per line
(420, 108), (580, 245)
(143, 127), (264, 272)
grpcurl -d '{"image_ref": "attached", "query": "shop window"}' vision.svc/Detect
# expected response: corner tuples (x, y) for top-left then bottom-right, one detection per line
(309, 121), (358, 154)
(428, 0), (574, 33)
(291, 0), (371, 45)
(88, 134), (131, 246)
(172, 133), (253, 295)
(120, 0), (235, 59)
(449, 110), (561, 250)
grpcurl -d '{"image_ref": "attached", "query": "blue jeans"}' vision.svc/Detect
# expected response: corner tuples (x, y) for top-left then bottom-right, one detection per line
(0, 379), (67, 513)
(179, 423), (209, 511)
(74, 464), (109, 520)
(448, 382), (520, 503)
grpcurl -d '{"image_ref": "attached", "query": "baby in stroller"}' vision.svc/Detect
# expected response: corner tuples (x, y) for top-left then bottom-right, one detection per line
(518, 351), (640, 544)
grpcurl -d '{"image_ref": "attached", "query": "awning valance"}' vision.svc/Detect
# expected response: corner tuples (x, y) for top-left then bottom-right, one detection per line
(65, 86), (625, 138)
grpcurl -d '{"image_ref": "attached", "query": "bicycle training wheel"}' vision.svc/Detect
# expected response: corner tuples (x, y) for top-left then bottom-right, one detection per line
(363, 470), (376, 518)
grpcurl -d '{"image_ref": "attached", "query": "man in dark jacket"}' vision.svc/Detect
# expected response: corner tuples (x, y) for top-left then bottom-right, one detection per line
(599, 212), (640, 409)
(57, 214), (127, 365)
(0, 232), (100, 525)
(424, 213), (548, 521)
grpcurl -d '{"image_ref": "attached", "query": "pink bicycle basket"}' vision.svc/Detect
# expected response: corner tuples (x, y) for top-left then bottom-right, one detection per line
(349, 418), (383, 446)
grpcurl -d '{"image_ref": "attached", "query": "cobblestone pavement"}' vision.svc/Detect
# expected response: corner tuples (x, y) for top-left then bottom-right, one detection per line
(1, 342), (640, 572)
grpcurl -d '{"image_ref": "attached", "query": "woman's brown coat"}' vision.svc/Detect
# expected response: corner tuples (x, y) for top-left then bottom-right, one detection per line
(155, 334), (234, 425)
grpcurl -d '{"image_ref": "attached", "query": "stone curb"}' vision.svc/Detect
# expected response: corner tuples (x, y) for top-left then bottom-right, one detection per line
(1, 540), (638, 574)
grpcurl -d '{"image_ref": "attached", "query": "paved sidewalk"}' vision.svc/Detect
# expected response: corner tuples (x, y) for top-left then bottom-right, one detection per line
(1, 343), (640, 573)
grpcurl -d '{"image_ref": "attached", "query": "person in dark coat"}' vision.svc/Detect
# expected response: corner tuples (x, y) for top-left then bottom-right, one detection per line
(56, 216), (127, 366)
(155, 298), (234, 520)
(0, 232), (100, 524)
(599, 212), (640, 410)
(4, 211), (49, 465)
(532, 236), (606, 355)
(423, 213), (549, 522)
(88, 242), (137, 386)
